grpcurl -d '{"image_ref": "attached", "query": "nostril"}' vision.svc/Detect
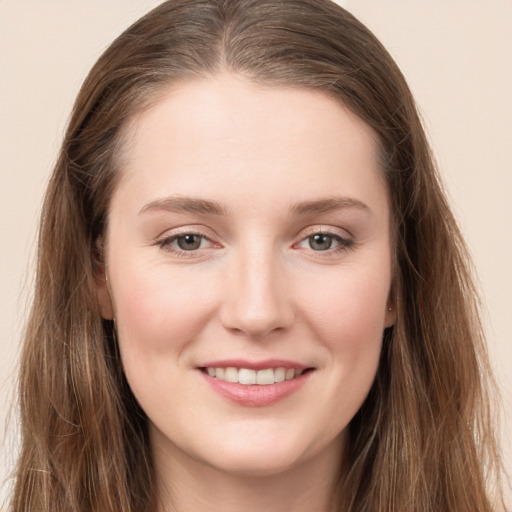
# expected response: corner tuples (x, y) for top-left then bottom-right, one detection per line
(220, 305), (295, 339)
(219, 267), (295, 337)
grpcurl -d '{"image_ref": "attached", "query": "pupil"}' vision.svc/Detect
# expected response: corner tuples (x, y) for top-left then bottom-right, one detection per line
(310, 234), (332, 251)
(178, 234), (201, 250)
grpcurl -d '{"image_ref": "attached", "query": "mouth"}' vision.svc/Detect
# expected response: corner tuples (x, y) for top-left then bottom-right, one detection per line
(197, 360), (315, 406)
(200, 366), (313, 385)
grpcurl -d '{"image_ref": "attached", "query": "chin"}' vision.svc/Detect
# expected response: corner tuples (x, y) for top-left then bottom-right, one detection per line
(203, 447), (308, 478)
(190, 424), (343, 478)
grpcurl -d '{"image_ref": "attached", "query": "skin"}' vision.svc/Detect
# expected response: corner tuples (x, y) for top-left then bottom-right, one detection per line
(97, 73), (396, 512)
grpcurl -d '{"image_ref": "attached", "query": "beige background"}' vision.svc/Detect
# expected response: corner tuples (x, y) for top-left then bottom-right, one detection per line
(1, 1), (510, 508)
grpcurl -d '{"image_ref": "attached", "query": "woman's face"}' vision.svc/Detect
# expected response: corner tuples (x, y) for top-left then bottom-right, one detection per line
(98, 74), (395, 477)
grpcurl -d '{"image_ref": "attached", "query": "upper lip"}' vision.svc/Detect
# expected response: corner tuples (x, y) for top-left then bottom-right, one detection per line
(198, 359), (311, 371)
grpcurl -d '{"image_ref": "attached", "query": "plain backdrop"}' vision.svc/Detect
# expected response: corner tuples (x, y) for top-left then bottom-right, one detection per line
(1, 1), (511, 509)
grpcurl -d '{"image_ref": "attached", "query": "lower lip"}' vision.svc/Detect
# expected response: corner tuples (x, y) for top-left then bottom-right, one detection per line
(200, 370), (312, 407)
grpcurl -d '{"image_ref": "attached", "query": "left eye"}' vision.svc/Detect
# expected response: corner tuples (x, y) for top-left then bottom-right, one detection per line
(175, 234), (205, 250)
(160, 233), (210, 252)
(309, 233), (335, 251)
(298, 232), (350, 252)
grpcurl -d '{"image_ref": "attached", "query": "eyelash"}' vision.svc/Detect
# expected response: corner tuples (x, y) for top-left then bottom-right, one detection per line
(155, 229), (354, 258)
(295, 229), (354, 256)
(156, 231), (215, 257)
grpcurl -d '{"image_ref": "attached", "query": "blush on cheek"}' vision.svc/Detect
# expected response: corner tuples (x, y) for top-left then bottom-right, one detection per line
(113, 266), (219, 355)
(306, 273), (388, 331)
(113, 275), (173, 353)
(327, 322), (383, 379)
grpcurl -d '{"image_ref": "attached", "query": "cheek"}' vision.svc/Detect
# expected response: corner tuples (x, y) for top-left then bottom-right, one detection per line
(296, 262), (389, 406)
(285, 265), (389, 446)
(110, 263), (217, 356)
(298, 263), (391, 347)
(320, 273), (387, 396)
(108, 264), (219, 412)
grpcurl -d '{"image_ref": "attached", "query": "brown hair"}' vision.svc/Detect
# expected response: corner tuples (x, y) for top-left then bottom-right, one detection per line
(11, 1), (507, 510)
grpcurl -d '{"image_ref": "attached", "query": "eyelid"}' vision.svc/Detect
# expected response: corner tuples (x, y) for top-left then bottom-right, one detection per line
(154, 224), (217, 240)
(293, 225), (355, 254)
(298, 225), (353, 240)
(154, 226), (222, 257)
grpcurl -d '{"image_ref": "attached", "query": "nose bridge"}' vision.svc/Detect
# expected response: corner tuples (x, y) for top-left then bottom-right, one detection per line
(221, 240), (294, 337)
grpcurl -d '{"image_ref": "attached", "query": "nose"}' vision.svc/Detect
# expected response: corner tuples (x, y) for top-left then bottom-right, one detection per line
(220, 245), (295, 339)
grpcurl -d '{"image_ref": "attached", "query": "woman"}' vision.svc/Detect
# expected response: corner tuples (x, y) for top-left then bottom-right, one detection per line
(10, 1), (507, 511)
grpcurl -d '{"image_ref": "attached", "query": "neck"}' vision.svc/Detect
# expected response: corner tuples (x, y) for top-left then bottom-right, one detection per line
(152, 431), (345, 512)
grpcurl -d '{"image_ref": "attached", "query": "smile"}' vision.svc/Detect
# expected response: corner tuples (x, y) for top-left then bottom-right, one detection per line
(203, 367), (305, 385)
(198, 361), (314, 407)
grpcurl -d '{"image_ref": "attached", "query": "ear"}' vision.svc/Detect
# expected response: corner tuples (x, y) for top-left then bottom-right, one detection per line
(95, 269), (114, 320)
(384, 303), (397, 328)
(93, 237), (114, 320)
(384, 282), (397, 328)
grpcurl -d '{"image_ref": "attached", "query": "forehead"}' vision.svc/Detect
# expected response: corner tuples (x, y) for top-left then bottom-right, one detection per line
(113, 73), (388, 217)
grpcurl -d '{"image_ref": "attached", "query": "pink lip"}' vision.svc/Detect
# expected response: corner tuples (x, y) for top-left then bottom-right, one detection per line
(197, 360), (313, 407)
(199, 359), (309, 371)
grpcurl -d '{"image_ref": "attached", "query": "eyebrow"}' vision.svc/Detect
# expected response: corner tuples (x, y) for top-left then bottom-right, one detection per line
(139, 195), (369, 217)
(289, 196), (370, 216)
(139, 196), (228, 216)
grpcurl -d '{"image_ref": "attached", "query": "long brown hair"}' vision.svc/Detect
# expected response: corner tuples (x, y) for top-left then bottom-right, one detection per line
(11, 1), (507, 510)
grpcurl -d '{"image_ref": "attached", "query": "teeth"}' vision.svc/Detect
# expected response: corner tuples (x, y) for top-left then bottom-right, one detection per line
(205, 366), (306, 385)
(274, 367), (286, 382)
(285, 368), (295, 380)
(238, 368), (256, 385)
(256, 368), (274, 385)
(224, 367), (238, 383)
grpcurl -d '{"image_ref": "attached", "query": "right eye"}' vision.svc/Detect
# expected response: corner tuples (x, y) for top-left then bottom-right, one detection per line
(157, 232), (214, 255)
(306, 233), (339, 251)
(174, 233), (206, 251)
(294, 229), (354, 255)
